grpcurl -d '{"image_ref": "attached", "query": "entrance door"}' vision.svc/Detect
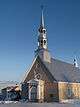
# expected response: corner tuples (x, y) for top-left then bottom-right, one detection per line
(30, 86), (37, 102)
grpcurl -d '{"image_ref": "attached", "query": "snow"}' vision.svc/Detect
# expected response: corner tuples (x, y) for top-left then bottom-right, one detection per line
(0, 103), (80, 107)
(61, 99), (80, 104)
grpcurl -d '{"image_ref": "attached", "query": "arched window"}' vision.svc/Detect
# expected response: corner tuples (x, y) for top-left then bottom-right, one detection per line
(44, 40), (46, 45)
(41, 40), (43, 43)
(40, 40), (43, 46)
(43, 29), (46, 33)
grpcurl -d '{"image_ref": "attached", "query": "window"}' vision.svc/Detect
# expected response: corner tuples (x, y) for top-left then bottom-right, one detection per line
(50, 94), (53, 98)
(66, 85), (72, 98)
(44, 40), (46, 45)
(41, 40), (43, 43)
(43, 30), (46, 33)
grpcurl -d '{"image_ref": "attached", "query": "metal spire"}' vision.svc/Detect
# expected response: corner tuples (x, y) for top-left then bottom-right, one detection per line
(40, 5), (44, 28)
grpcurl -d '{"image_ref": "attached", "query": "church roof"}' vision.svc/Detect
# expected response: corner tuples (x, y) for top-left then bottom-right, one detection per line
(22, 55), (80, 83)
(43, 57), (80, 83)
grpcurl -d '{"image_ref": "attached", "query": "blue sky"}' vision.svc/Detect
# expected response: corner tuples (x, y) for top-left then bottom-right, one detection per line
(0, 0), (80, 81)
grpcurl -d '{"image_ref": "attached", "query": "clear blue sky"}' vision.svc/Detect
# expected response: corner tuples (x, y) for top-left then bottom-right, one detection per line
(0, 0), (80, 81)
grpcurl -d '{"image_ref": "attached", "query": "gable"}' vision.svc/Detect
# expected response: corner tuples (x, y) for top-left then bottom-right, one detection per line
(22, 56), (56, 83)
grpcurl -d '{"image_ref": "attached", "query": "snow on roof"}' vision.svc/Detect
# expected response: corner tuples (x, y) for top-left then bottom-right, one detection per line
(43, 57), (80, 82)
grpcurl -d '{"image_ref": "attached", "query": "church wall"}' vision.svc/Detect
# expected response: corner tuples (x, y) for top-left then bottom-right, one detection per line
(58, 82), (80, 101)
(37, 80), (44, 102)
(44, 82), (59, 102)
(58, 82), (68, 101)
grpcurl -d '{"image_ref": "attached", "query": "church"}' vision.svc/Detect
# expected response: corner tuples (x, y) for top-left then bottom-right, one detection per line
(21, 9), (80, 102)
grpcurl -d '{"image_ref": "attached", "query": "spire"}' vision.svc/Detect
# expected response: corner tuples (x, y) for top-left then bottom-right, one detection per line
(73, 57), (78, 67)
(37, 6), (47, 50)
(35, 7), (51, 63)
(40, 6), (44, 28)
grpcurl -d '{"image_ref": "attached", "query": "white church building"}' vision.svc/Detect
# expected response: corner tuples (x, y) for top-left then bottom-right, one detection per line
(21, 9), (80, 102)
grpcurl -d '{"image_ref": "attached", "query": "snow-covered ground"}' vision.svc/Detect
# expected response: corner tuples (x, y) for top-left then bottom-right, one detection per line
(61, 99), (80, 104)
(0, 99), (80, 107)
(0, 103), (80, 107)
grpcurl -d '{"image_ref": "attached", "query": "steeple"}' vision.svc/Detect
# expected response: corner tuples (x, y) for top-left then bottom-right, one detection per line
(38, 6), (48, 50)
(35, 7), (51, 63)
(40, 7), (44, 28)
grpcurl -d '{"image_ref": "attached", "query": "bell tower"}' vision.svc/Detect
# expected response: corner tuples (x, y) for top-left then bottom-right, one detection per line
(38, 7), (47, 50)
(35, 7), (51, 63)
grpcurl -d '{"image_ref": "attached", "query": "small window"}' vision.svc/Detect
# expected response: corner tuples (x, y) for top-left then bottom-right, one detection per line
(43, 30), (46, 33)
(50, 94), (53, 98)
(67, 85), (72, 98)
(41, 40), (43, 43)
(41, 43), (43, 47)
(44, 40), (46, 45)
